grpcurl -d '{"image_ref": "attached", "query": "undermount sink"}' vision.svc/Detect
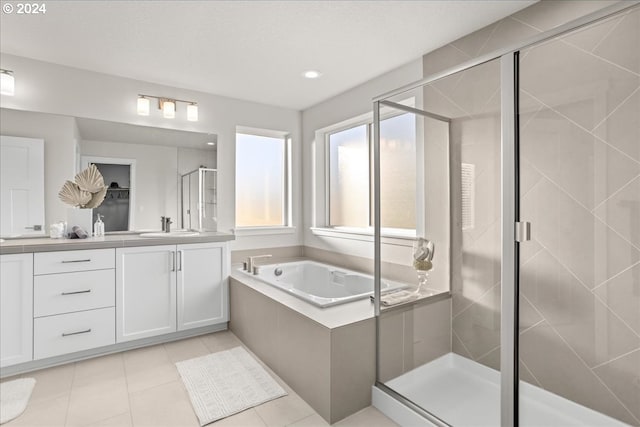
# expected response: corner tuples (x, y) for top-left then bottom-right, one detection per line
(139, 231), (200, 238)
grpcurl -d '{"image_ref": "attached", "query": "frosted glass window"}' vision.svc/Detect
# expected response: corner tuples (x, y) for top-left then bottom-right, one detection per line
(380, 113), (416, 230)
(328, 125), (369, 227)
(235, 133), (286, 227)
(327, 113), (416, 230)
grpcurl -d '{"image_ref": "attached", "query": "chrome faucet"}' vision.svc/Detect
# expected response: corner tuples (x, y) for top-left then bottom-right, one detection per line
(161, 216), (173, 233)
(246, 254), (272, 274)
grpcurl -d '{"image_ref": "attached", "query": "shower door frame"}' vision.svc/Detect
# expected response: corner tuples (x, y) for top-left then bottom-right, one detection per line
(372, 2), (640, 426)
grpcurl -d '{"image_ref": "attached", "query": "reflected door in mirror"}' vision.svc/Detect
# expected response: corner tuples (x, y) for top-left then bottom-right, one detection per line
(1, 135), (45, 237)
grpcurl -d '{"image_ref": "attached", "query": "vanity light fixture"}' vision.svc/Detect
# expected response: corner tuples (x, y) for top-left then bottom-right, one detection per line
(0, 69), (15, 96)
(136, 94), (198, 121)
(187, 103), (198, 122)
(137, 96), (150, 116)
(162, 99), (176, 119)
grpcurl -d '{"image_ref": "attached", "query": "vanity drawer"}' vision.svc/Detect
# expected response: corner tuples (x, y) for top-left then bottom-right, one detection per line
(33, 307), (115, 360)
(34, 249), (114, 275)
(34, 270), (115, 317)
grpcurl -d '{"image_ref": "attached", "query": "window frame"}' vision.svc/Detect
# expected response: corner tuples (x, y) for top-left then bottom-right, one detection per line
(322, 108), (419, 237)
(234, 127), (293, 232)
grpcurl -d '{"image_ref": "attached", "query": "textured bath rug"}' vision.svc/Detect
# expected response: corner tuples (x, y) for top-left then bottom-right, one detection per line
(0, 378), (36, 424)
(176, 346), (287, 425)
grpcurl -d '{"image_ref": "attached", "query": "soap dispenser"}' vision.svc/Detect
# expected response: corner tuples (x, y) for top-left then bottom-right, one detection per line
(94, 214), (105, 237)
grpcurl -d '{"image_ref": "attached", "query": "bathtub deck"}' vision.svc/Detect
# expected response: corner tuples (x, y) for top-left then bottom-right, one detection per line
(380, 353), (627, 427)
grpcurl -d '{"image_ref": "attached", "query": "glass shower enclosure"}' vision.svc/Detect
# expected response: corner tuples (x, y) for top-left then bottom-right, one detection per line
(373, 3), (639, 426)
(181, 167), (217, 231)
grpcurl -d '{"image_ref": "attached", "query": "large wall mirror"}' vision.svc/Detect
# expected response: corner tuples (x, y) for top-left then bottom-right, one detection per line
(0, 108), (217, 237)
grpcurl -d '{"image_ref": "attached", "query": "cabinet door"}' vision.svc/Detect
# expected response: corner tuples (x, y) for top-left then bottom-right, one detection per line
(116, 245), (176, 342)
(1, 253), (33, 367)
(177, 242), (229, 331)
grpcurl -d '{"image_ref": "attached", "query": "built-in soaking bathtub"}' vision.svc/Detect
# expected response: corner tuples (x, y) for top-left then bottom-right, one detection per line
(237, 260), (404, 308)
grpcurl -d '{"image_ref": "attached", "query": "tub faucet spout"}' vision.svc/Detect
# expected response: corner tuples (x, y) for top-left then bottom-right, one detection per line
(246, 254), (272, 273)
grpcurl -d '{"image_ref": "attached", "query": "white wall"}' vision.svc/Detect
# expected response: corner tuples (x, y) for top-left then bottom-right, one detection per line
(0, 108), (76, 227)
(301, 59), (423, 264)
(0, 53), (302, 250)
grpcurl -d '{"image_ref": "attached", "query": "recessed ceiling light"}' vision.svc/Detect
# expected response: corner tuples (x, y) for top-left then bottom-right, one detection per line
(303, 70), (321, 79)
(207, 142), (215, 146)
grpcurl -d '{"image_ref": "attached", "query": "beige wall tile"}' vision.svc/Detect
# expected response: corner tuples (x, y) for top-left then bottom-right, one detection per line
(593, 88), (640, 163)
(452, 284), (501, 359)
(520, 322), (637, 425)
(593, 7), (640, 74)
(478, 17), (541, 56)
(593, 348), (640, 423)
(594, 175), (640, 250)
(521, 249), (640, 367)
(512, 1), (622, 32)
(231, 246), (304, 264)
(520, 38), (639, 132)
(412, 299), (451, 366)
(378, 309), (405, 383)
(522, 107), (640, 210)
(594, 263), (640, 336)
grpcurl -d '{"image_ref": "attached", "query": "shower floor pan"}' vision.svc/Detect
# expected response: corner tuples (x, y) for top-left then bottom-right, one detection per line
(375, 353), (627, 427)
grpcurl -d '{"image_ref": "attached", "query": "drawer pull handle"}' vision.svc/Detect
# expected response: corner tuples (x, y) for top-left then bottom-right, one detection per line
(62, 329), (92, 337)
(61, 289), (92, 296)
(61, 259), (92, 263)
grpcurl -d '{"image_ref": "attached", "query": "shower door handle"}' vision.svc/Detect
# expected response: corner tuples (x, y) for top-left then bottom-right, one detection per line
(515, 221), (531, 242)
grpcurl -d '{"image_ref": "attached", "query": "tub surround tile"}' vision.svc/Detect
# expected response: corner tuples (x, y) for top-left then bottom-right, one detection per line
(231, 246), (304, 264)
(378, 310), (405, 383)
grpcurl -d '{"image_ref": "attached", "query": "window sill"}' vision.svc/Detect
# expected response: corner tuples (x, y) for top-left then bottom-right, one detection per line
(310, 227), (416, 246)
(233, 226), (296, 237)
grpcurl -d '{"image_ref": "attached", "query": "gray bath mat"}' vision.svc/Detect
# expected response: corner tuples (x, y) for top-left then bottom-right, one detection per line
(0, 378), (36, 424)
(176, 346), (287, 425)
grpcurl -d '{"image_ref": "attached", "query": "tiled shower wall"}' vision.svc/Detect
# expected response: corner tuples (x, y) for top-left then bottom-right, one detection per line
(422, 1), (639, 424)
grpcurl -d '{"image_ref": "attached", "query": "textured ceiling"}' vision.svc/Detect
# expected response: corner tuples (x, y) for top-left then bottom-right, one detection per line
(0, 1), (535, 110)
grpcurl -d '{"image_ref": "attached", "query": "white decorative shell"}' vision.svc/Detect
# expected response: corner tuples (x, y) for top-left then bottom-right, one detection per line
(75, 164), (106, 193)
(84, 186), (108, 208)
(59, 180), (92, 207)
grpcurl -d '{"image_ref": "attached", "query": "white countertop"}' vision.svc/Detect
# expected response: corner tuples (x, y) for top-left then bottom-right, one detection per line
(0, 231), (235, 254)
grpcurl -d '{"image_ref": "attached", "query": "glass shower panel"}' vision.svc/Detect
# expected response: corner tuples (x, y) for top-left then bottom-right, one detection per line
(518, 6), (640, 426)
(377, 57), (503, 426)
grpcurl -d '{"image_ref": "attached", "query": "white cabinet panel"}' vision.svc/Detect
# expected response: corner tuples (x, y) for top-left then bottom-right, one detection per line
(34, 269), (115, 317)
(0, 253), (33, 367)
(34, 248), (114, 275)
(33, 307), (115, 360)
(116, 246), (177, 342)
(177, 242), (229, 331)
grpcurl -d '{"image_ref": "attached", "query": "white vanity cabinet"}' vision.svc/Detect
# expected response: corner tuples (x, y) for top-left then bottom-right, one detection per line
(116, 242), (228, 343)
(0, 253), (34, 368)
(32, 249), (116, 360)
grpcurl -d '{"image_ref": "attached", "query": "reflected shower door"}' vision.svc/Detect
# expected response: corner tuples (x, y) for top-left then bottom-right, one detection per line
(518, 6), (640, 426)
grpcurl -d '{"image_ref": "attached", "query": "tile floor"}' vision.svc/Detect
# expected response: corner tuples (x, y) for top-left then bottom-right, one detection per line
(2, 330), (399, 427)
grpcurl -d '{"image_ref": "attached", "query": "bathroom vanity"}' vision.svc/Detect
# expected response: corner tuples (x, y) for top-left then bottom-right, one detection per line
(0, 232), (233, 375)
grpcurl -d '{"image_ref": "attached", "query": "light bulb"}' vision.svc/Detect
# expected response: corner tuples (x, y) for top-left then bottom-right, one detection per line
(137, 96), (150, 116)
(187, 103), (198, 122)
(1, 70), (15, 96)
(303, 70), (321, 79)
(163, 100), (175, 119)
